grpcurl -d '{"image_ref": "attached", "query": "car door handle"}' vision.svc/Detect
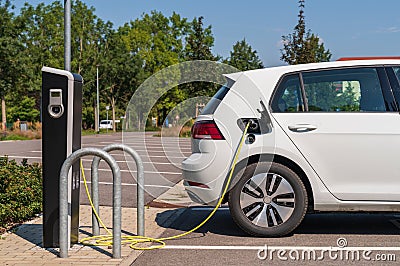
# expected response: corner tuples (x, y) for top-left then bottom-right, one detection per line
(288, 124), (317, 132)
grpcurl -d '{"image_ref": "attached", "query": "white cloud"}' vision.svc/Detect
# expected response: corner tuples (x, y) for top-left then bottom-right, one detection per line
(386, 27), (400, 33)
(376, 26), (400, 33)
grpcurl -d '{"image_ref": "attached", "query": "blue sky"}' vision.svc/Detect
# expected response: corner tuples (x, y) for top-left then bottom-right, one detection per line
(12, 0), (400, 67)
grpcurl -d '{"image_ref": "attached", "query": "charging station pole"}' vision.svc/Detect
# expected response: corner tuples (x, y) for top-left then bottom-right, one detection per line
(42, 66), (82, 248)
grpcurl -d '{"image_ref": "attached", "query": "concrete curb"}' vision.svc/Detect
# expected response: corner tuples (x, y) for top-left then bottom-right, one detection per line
(149, 180), (201, 208)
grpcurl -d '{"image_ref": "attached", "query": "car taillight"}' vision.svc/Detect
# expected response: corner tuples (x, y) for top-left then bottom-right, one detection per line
(192, 120), (225, 140)
(187, 181), (210, 188)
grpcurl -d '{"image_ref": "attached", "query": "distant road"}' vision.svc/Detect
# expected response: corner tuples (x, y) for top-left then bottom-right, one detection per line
(0, 132), (191, 207)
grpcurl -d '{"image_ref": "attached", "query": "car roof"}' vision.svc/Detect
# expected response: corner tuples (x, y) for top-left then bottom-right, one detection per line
(249, 59), (400, 75)
(234, 59), (400, 92)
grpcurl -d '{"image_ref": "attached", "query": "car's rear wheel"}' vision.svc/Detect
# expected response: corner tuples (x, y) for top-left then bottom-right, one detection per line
(228, 162), (308, 237)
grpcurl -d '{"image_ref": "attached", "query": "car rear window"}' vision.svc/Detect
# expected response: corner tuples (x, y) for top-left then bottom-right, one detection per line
(201, 85), (230, 115)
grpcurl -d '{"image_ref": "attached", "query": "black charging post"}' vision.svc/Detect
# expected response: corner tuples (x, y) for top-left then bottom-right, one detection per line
(41, 66), (83, 248)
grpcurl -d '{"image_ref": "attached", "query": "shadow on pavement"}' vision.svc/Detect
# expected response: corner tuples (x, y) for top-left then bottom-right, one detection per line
(156, 207), (248, 238)
(156, 207), (400, 237)
(14, 224), (43, 246)
(296, 213), (399, 235)
(13, 223), (117, 257)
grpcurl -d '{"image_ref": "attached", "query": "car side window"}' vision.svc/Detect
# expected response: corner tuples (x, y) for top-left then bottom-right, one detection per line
(392, 67), (400, 84)
(302, 68), (386, 112)
(271, 74), (304, 112)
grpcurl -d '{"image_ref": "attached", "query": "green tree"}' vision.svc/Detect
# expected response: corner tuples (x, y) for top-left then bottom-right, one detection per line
(0, 0), (24, 130)
(7, 96), (40, 122)
(19, 0), (115, 128)
(125, 11), (187, 75)
(280, 0), (331, 65)
(184, 16), (216, 61)
(19, 1), (65, 98)
(70, 0), (114, 128)
(9, 3), (225, 130)
(225, 38), (263, 71)
(123, 11), (191, 128)
(183, 16), (220, 99)
(18, 1), (66, 125)
(101, 29), (144, 131)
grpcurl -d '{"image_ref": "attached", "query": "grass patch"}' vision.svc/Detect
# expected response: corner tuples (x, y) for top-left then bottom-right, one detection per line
(145, 126), (161, 132)
(82, 129), (122, 136)
(1, 134), (31, 141)
(154, 126), (191, 138)
(0, 130), (41, 141)
(81, 129), (99, 136)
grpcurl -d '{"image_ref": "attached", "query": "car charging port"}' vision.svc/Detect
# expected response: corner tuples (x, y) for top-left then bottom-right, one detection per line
(237, 118), (261, 134)
(246, 133), (256, 144)
(248, 119), (259, 131)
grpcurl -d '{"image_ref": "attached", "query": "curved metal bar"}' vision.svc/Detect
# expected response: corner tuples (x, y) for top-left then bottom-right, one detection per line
(91, 144), (145, 236)
(59, 148), (121, 259)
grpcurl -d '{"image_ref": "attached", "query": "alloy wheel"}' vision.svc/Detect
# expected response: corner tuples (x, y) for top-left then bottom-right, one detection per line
(239, 172), (295, 227)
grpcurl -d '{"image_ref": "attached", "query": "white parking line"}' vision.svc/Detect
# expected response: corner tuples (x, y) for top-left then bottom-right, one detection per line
(82, 144), (191, 152)
(163, 245), (400, 251)
(109, 138), (189, 141)
(6, 155), (187, 160)
(82, 168), (181, 175)
(107, 154), (187, 159)
(100, 141), (191, 147)
(81, 180), (172, 188)
(81, 159), (176, 165)
(123, 146), (191, 149)
(119, 143), (190, 147)
(0, 156), (182, 174)
(93, 154), (189, 159)
(3, 156), (41, 159)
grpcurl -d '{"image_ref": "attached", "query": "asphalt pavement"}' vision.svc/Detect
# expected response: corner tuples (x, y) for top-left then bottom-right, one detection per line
(134, 208), (400, 265)
(0, 131), (191, 206)
(1, 133), (400, 265)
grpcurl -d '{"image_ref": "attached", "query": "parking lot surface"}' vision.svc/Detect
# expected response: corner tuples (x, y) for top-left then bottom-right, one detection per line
(0, 132), (191, 207)
(135, 208), (400, 265)
(1, 133), (399, 265)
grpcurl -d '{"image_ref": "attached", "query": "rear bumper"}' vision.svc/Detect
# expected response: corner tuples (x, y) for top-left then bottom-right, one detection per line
(182, 140), (232, 206)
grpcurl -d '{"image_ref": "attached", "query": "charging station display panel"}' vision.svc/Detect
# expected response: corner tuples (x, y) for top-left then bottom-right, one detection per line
(41, 67), (82, 248)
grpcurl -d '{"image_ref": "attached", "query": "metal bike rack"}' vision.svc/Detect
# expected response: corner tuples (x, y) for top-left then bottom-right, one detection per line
(59, 148), (122, 258)
(59, 144), (146, 259)
(91, 144), (145, 237)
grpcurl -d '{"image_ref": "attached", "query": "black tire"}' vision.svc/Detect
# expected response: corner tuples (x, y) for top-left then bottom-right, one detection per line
(228, 162), (308, 237)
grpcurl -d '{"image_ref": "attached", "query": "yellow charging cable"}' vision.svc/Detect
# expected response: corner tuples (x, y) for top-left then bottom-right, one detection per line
(80, 122), (250, 250)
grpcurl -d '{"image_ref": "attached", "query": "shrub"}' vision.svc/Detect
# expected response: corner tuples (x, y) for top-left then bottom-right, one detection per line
(0, 157), (42, 230)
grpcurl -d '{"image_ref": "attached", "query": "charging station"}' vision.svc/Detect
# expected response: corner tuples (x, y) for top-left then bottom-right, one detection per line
(41, 66), (83, 248)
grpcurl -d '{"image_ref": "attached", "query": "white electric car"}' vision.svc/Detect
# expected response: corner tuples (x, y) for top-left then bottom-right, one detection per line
(182, 59), (400, 237)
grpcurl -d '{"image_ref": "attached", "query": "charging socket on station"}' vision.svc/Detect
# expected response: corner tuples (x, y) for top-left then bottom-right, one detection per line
(48, 89), (64, 118)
